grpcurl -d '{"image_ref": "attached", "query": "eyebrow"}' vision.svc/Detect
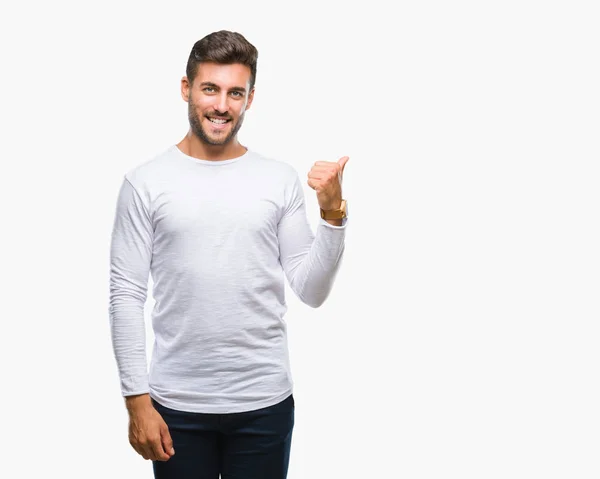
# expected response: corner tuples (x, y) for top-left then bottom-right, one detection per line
(199, 81), (247, 93)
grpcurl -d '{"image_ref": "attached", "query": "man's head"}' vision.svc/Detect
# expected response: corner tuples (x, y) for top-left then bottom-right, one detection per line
(181, 31), (258, 146)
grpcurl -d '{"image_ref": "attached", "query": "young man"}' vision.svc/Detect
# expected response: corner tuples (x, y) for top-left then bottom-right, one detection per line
(108, 30), (349, 478)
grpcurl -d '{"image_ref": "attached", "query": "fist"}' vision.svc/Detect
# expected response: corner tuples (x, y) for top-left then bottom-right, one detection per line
(307, 156), (349, 211)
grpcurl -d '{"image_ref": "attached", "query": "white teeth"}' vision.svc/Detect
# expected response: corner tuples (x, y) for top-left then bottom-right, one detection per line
(209, 118), (228, 124)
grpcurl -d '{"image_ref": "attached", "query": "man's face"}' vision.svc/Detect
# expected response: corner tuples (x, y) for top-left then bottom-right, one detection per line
(183, 62), (254, 146)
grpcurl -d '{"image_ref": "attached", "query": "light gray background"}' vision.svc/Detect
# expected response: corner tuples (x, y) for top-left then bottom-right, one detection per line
(1, 1), (598, 478)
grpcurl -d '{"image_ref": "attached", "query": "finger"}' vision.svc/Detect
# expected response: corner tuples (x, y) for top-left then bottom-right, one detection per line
(138, 443), (152, 460)
(161, 424), (175, 457)
(307, 178), (320, 190)
(309, 167), (340, 178)
(150, 436), (171, 461)
(307, 171), (325, 180)
(337, 156), (349, 173)
(311, 164), (336, 172)
(131, 442), (147, 460)
(130, 434), (149, 460)
(312, 165), (341, 177)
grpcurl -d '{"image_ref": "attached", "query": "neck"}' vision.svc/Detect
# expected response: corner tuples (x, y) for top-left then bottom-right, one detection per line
(177, 132), (247, 161)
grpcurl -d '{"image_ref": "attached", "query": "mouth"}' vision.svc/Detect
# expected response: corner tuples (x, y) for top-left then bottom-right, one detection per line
(206, 116), (232, 130)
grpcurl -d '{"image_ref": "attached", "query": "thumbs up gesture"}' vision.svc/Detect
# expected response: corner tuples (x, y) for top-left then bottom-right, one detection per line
(307, 156), (349, 211)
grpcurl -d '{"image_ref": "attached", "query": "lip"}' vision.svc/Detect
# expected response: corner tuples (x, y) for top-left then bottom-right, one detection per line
(206, 117), (231, 130)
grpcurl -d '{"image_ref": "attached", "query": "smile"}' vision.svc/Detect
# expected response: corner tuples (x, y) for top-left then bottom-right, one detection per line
(206, 117), (231, 131)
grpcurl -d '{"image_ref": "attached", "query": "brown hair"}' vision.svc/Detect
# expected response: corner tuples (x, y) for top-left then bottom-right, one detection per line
(186, 30), (258, 90)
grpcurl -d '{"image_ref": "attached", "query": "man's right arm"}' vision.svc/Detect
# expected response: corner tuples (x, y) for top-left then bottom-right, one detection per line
(108, 177), (153, 399)
(108, 177), (174, 462)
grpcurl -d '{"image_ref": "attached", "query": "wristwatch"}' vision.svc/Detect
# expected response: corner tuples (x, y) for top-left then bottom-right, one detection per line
(320, 199), (348, 220)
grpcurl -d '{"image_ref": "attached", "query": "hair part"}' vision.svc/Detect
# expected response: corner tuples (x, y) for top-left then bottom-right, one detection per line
(186, 30), (258, 90)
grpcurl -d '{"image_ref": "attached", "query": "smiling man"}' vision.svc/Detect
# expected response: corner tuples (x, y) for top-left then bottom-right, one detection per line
(108, 30), (349, 479)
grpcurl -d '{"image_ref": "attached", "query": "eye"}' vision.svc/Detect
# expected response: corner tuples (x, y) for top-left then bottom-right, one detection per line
(203, 87), (216, 93)
(230, 91), (243, 98)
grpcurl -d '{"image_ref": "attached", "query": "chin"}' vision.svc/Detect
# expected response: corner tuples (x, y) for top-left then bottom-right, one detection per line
(207, 135), (232, 146)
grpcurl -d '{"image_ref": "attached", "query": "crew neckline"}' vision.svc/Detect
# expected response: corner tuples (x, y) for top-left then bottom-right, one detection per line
(172, 144), (251, 166)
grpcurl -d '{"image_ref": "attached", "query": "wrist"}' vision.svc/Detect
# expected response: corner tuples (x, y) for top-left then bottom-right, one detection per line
(125, 393), (152, 412)
(320, 199), (347, 221)
(320, 199), (342, 211)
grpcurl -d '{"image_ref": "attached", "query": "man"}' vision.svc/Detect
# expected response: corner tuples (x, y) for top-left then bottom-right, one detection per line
(108, 30), (348, 479)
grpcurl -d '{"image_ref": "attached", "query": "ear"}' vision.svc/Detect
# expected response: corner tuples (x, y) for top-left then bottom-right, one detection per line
(244, 87), (255, 111)
(181, 76), (190, 102)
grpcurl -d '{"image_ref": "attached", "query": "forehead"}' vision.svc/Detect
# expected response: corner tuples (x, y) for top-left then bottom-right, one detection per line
(194, 62), (252, 89)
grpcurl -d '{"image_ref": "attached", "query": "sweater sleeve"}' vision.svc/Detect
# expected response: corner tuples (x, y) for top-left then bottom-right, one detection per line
(108, 176), (153, 396)
(277, 170), (347, 308)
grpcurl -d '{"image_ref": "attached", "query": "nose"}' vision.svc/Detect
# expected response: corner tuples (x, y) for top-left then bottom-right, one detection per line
(213, 93), (230, 116)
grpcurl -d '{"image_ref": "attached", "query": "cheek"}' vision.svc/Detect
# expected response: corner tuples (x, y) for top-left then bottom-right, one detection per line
(190, 97), (208, 112)
(235, 102), (249, 116)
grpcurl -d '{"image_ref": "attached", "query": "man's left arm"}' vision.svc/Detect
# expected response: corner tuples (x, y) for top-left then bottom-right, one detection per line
(277, 157), (349, 308)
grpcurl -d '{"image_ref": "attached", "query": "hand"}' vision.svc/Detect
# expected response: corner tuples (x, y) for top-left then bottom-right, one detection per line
(307, 156), (349, 211)
(127, 397), (175, 462)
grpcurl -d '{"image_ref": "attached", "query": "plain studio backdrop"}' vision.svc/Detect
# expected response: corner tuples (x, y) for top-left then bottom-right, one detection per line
(1, 1), (598, 478)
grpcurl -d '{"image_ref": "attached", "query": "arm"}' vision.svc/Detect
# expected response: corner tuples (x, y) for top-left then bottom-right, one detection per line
(108, 177), (153, 398)
(277, 171), (347, 308)
(109, 177), (174, 462)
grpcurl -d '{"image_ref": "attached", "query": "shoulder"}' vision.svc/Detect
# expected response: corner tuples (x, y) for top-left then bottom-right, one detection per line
(124, 145), (178, 189)
(246, 149), (300, 183)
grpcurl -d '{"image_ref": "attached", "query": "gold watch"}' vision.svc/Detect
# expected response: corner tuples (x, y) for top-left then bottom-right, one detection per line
(320, 199), (348, 220)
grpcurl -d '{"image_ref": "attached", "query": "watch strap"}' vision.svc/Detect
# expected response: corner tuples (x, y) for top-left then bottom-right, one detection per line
(320, 199), (347, 220)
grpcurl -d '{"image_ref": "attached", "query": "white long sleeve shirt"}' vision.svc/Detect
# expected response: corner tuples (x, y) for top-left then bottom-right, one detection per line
(108, 145), (347, 413)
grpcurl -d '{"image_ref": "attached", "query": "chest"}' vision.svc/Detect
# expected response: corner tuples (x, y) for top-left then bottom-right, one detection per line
(150, 171), (285, 242)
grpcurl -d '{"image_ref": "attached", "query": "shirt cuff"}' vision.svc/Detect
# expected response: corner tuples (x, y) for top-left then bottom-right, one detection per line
(319, 217), (348, 228)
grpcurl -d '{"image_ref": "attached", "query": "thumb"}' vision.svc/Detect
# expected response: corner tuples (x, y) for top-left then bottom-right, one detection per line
(338, 156), (349, 174)
(161, 424), (175, 455)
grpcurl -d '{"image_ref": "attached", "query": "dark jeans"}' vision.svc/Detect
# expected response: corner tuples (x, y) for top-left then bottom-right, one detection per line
(151, 394), (295, 479)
